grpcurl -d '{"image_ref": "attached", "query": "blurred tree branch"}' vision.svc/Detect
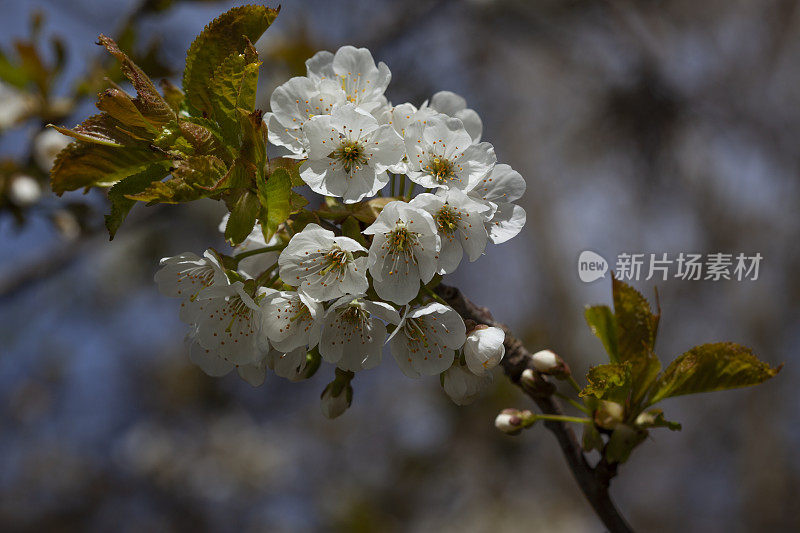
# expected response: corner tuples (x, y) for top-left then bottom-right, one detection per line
(435, 283), (634, 533)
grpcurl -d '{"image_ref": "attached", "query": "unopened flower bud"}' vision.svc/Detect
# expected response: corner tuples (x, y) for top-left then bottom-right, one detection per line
(7, 175), (41, 206)
(464, 325), (505, 375)
(531, 349), (570, 379)
(320, 368), (354, 419)
(495, 408), (533, 435)
(520, 368), (537, 388)
(594, 400), (625, 430)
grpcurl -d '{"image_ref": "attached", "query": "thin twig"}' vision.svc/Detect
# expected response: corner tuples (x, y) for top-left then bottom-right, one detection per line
(435, 283), (634, 533)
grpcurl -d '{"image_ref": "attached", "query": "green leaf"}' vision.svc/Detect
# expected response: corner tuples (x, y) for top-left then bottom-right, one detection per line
(210, 46), (261, 145)
(580, 363), (632, 404)
(0, 47), (29, 88)
(238, 108), (267, 171)
(582, 424), (604, 453)
(287, 209), (321, 234)
(105, 163), (170, 238)
(611, 278), (662, 404)
(160, 79), (184, 113)
(647, 343), (781, 405)
(97, 35), (175, 129)
(226, 190), (260, 245)
(612, 277), (659, 362)
(183, 5), (279, 115)
(51, 142), (166, 194)
(267, 157), (305, 187)
(289, 191), (309, 212)
(341, 216), (367, 247)
(605, 424), (648, 464)
(49, 114), (142, 147)
(351, 197), (393, 223)
(258, 167), (291, 242)
(178, 120), (231, 162)
(125, 155), (226, 203)
(585, 305), (619, 363)
(96, 87), (159, 134)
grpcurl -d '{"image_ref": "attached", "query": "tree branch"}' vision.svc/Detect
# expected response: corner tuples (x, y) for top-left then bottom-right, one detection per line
(435, 283), (634, 533)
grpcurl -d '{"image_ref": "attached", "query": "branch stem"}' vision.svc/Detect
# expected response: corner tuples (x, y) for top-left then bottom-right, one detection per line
(234, 243), (287, 261)
(434, 283), (634, 533)
(533, 414), (592, 425)
(555, 392), (593, 415)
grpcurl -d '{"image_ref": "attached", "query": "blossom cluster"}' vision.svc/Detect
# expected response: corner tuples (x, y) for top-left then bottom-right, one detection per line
(156, 46), (526, 416)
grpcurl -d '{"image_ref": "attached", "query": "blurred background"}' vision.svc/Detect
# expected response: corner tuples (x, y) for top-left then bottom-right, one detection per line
(1, 0), (798, 531)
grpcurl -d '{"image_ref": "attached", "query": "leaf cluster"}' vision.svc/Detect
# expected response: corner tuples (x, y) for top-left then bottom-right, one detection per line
(48, 5), (304, 245)
(579, 277), (781, 463)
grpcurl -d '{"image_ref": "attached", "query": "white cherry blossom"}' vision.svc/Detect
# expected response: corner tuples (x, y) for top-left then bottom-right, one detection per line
(259, 289), (323, 353)
(377, 102), (435, 138)
(363, 201), (441, 305)
(442, 363), (493, 405)
(264, 76), (345, 158)
(466, 163), (527, 244)
(409, 190), (491, 274)
(0, 81), (33, 130)
(34, 129), (71, 171)
(186, 327), (268, 386)
(305, 46), (391, 114)
(183, 281), (265, 366)
(301, 103), (404, 203)
(404, 113), (496, 191)
(390, 303), (466, 378)
(155, 250), (226, 322)
(427, 90), (482, 143)
(319, 295), (400, 372)
(278, 223), (368, 301)
(375, 102), (436, 173)
(463, 326), (505, 375)
(7, 175), (41, 206)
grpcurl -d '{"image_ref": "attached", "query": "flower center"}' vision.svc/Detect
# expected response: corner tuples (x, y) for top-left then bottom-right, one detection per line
(339, 303), (369, 328)
(332, 140), (367, 174)
(387, 222), (419, 252)
(425, 156), (454, 183)
(434, 205), (460, 235)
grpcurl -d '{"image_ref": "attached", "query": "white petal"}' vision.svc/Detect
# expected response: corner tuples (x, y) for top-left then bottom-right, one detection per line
(237, 355), (268, 386)
(306, 50), (335, 81)
(267, 346), (310, 382)
(188, 339), (234, 377)
(442, 364), (492, 405)
(429, 91), (467, 116)
(364, 125), (405, 171)
(437, 234), (464, 274)
(455, 108), (482, 143)
(389, 334), (421, 378)
(470, 163), (526, 204)
(371, 253), (422, 305)
(416, 233), (441, 282)
(458, 142), (497, 190)
(330, 102), (379, 135)
(361, 300), (401, 325)
(302, 114), (337, 160)
(488, 203), (526, 244)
